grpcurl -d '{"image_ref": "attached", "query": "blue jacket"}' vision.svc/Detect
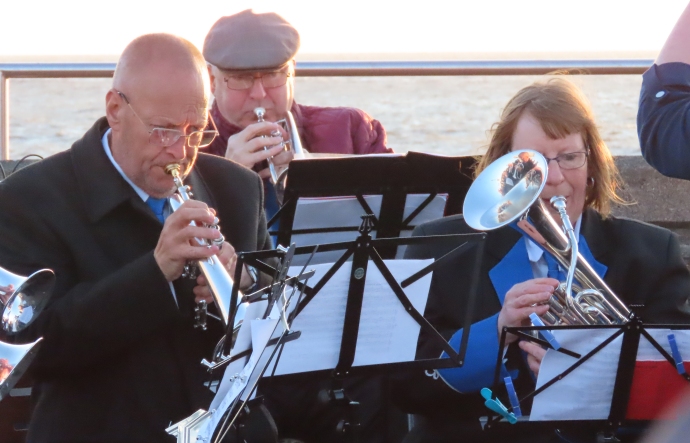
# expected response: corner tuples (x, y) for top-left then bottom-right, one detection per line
(638, 62), (690, 178)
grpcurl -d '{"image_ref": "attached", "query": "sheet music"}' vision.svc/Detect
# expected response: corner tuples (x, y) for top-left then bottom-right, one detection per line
(240, 318), (281, 401)
(395, 194), (448, 258)
(637, 329), (690, 360)
(209, 300), (268, 411)
(402, 194), (447, 224)
(289, 195), (382, 265)
(264, 258), (433, 376)
(530, 328), (623, 421)
(289, 194), (445, 265)
(199, 317), (279, 442)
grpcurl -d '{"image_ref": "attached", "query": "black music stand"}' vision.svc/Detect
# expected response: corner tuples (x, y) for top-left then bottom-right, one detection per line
(482, 319), (690, 441)
(199, 244), (315, 443)
(263, 216), (485, 442)
(200, 244), (313, 376)
(268, 152), (477, 255)
(208, 216), (486, 443)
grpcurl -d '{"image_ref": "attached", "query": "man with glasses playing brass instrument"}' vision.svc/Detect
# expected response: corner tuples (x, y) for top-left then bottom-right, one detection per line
(202, 9), (393, 219)
(200, 10), (401, 443)
(0, 34), (271, 443)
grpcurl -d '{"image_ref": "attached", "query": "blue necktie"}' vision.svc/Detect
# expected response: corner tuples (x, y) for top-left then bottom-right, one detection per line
(544, 253), (565, 281)
(146, 197), (167, 223)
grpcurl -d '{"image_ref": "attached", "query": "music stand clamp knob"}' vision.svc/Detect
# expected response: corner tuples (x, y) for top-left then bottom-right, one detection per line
(358, 215), (375, 235)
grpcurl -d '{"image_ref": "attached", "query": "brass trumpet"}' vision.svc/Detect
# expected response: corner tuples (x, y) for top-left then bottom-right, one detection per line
(253, 107), (281, 184)
(164, 164), (247, 330)
(463, 149), (631, 326)
(253, 107), (305, 205)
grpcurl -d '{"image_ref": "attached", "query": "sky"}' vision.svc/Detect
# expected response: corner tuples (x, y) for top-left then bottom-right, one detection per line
(0, 0), (688, 57)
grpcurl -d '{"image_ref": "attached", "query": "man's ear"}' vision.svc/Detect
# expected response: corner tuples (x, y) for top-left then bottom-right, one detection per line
(208, 65), (217, 95)
(105, 89), (122, 129)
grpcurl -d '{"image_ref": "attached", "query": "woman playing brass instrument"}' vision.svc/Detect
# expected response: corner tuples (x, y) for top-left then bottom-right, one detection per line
(394, 77), (690, 443)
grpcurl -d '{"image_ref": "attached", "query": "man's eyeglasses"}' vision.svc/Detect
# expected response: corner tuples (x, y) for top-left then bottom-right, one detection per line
(116, 91), (218, 148)
(543, 151), (588, 170)
(223, 70), (292, 91)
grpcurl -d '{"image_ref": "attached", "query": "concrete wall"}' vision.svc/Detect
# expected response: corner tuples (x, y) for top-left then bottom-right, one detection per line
(612, 156), (690, 263)
(3, 156), (690, 261)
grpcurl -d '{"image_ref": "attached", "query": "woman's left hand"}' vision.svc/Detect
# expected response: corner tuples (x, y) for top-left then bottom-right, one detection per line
(519, 340), (547, 377)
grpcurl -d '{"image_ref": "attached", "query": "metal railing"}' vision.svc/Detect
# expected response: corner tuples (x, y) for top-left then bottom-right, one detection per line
(0, 59), (654, 160)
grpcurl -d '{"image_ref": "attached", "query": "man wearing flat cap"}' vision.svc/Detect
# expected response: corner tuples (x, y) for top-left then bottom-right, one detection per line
(202, 9), (400, 443)
(202, 9), (392, 219)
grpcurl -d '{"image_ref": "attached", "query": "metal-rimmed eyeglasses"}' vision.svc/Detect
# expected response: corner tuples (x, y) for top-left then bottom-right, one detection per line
(116, 91), (218, 148)
(542, 151), (588, 170)
(223, 70), (292, 91)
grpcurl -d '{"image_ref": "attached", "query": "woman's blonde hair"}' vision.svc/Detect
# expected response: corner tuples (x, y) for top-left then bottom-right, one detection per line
(475, 76), (625, 217)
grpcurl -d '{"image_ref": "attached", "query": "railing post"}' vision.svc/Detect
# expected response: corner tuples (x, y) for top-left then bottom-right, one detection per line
(0, 72), (8, 160)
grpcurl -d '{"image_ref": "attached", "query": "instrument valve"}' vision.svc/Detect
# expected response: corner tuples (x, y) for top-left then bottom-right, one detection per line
(212, 235), (225, 247)
(182, 262), (200, 279)
(194, 300), (208, 330)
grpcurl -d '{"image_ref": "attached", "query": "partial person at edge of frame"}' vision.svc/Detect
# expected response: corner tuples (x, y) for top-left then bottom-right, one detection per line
(638, 1), (690, 178)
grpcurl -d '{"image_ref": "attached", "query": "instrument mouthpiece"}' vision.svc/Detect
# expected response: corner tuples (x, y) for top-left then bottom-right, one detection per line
(164, 164), (181, 177)
(254, 107), (266, 121)
(549, 196), (567, 210)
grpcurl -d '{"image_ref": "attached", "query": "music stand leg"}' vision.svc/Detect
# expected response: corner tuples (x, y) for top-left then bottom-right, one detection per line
(319, 387), (361, 443)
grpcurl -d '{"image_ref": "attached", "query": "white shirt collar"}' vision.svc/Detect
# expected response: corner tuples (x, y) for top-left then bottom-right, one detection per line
(525, 214), (582, 263)
(101, 128), (150, 202)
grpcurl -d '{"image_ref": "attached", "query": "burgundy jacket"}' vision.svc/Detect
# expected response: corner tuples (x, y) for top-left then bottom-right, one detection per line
(204, 100), (392, 160)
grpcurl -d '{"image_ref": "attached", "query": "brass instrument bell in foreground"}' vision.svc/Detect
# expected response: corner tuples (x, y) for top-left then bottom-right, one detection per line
(0, 337), (42, 400)
(0, 266), (54, 401)
(0, 267), (55, 333)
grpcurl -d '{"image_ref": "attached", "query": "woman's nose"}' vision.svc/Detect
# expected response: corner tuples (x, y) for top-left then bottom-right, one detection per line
(546, 159), (564, 184)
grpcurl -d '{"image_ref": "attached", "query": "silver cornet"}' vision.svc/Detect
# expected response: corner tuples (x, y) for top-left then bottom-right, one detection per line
(253, 107), (305, 205)
(164, 164), (248, 331)
(463, 149), (631, 326)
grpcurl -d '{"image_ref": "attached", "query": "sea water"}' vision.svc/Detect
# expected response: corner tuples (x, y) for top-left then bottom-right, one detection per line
(3, 54), (646, 160)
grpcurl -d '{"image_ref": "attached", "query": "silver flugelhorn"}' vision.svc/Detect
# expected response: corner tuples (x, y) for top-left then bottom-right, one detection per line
(463, 149), (631, 326)
(253, 107), (305, 205)
(164, 164), (247, 330)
